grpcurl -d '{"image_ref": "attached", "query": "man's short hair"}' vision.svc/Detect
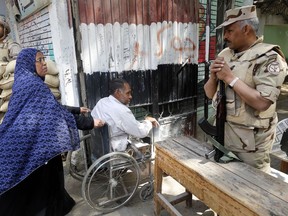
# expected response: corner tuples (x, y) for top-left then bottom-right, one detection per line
(109, 78), (129, 94)
(238, 17), (259, 33)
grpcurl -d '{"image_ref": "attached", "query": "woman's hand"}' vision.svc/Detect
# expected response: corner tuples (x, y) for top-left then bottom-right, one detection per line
(80, 107), (91, 113)
(94, 119), (105, 128)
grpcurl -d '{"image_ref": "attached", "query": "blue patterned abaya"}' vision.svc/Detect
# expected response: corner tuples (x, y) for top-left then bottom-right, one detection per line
(0, 48), (80, 215)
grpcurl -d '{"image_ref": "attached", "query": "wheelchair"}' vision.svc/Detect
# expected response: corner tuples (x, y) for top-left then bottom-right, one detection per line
(69, 124), (154, 213)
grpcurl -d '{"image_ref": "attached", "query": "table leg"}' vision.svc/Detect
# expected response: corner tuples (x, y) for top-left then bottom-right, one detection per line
(154, 157), (163, 216)
(185, 190), (192, 208)
(280, 161), (288, 173)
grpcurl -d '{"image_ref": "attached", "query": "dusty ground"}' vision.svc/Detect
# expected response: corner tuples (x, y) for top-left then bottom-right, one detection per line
(64, 163), (215, 216)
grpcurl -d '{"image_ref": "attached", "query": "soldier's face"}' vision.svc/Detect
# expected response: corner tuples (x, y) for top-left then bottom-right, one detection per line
(223, 22), (247, 52)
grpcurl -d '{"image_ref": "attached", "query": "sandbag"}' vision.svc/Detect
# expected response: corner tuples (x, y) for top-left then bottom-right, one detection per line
(0, 88), (12, 101)
(0, 100), (8, 112)
(0, 112), (5, 124)
(3, 60), (16, 76)
(0, 73), (14, 90)
(50, 87), (61, 99)
(44, 74), (60, 88)
(0, 62), (8, 77)
(46, 59), (59, 75)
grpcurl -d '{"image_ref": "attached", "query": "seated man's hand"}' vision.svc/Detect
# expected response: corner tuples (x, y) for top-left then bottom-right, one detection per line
(94, 119), (105, 128)
(145, 116), (160, 127)
(80, 107), (91, 113)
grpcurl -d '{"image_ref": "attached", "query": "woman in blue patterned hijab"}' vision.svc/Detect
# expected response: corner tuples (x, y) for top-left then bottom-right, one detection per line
(0, 48), (80, 215)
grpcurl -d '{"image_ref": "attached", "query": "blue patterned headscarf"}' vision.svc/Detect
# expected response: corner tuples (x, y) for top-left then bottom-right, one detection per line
(0, 48), (80, 195)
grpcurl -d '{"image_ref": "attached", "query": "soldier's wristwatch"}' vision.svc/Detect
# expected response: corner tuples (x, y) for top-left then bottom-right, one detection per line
(229, 77), (239, 88)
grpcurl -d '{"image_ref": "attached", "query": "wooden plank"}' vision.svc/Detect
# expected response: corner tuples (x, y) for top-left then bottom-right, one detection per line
(270, 168), (288, 183)
(173, 136), (288, 200)
(172, 136), (213, 156)
(217, 159), (288, 201)
(155, 193), (182, 216)
(154, 157), (163, 215)
(155, 139), (288, 216)
(169, 191), (192, 206)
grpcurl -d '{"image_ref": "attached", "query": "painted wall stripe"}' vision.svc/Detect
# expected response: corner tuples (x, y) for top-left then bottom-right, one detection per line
(80, 21), (198, 74)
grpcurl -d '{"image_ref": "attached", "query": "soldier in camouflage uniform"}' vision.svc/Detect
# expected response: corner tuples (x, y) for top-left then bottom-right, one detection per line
(0, 15), (21, 62)
(204, 5), (287, 173)
(0, 15), (21, 123)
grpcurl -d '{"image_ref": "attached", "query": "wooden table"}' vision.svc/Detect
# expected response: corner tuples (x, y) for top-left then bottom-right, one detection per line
(154, 136), (288, 216)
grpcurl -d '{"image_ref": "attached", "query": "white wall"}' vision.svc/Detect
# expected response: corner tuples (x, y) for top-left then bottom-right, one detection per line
(258, 11), (286, 36)
(49, 0), (79, 107)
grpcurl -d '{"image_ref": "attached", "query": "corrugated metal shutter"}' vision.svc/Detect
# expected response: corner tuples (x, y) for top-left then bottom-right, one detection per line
(76, 0), (200, 108)
(78, 0), (199, 74)
(73, 0), (209, 153)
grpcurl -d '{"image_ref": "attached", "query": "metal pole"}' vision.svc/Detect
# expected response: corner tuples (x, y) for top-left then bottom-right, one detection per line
(204, 0), (211, 119)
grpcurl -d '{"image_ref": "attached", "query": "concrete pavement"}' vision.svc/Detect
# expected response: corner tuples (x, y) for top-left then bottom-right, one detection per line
(64, 161), (213, 216)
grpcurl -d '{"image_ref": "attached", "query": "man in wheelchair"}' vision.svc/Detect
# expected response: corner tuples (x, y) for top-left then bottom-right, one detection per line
(80, 78), (158, 210)
(91, 78), (159, 158)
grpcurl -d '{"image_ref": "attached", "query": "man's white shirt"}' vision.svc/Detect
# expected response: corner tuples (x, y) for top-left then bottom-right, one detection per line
(91, 95), (152, 151)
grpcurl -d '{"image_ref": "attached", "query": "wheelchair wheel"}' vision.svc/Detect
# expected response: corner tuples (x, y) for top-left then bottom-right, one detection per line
(139, 181), (154, 201)
(67, 134), (91, 181)
(82, 152), (141, 213)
